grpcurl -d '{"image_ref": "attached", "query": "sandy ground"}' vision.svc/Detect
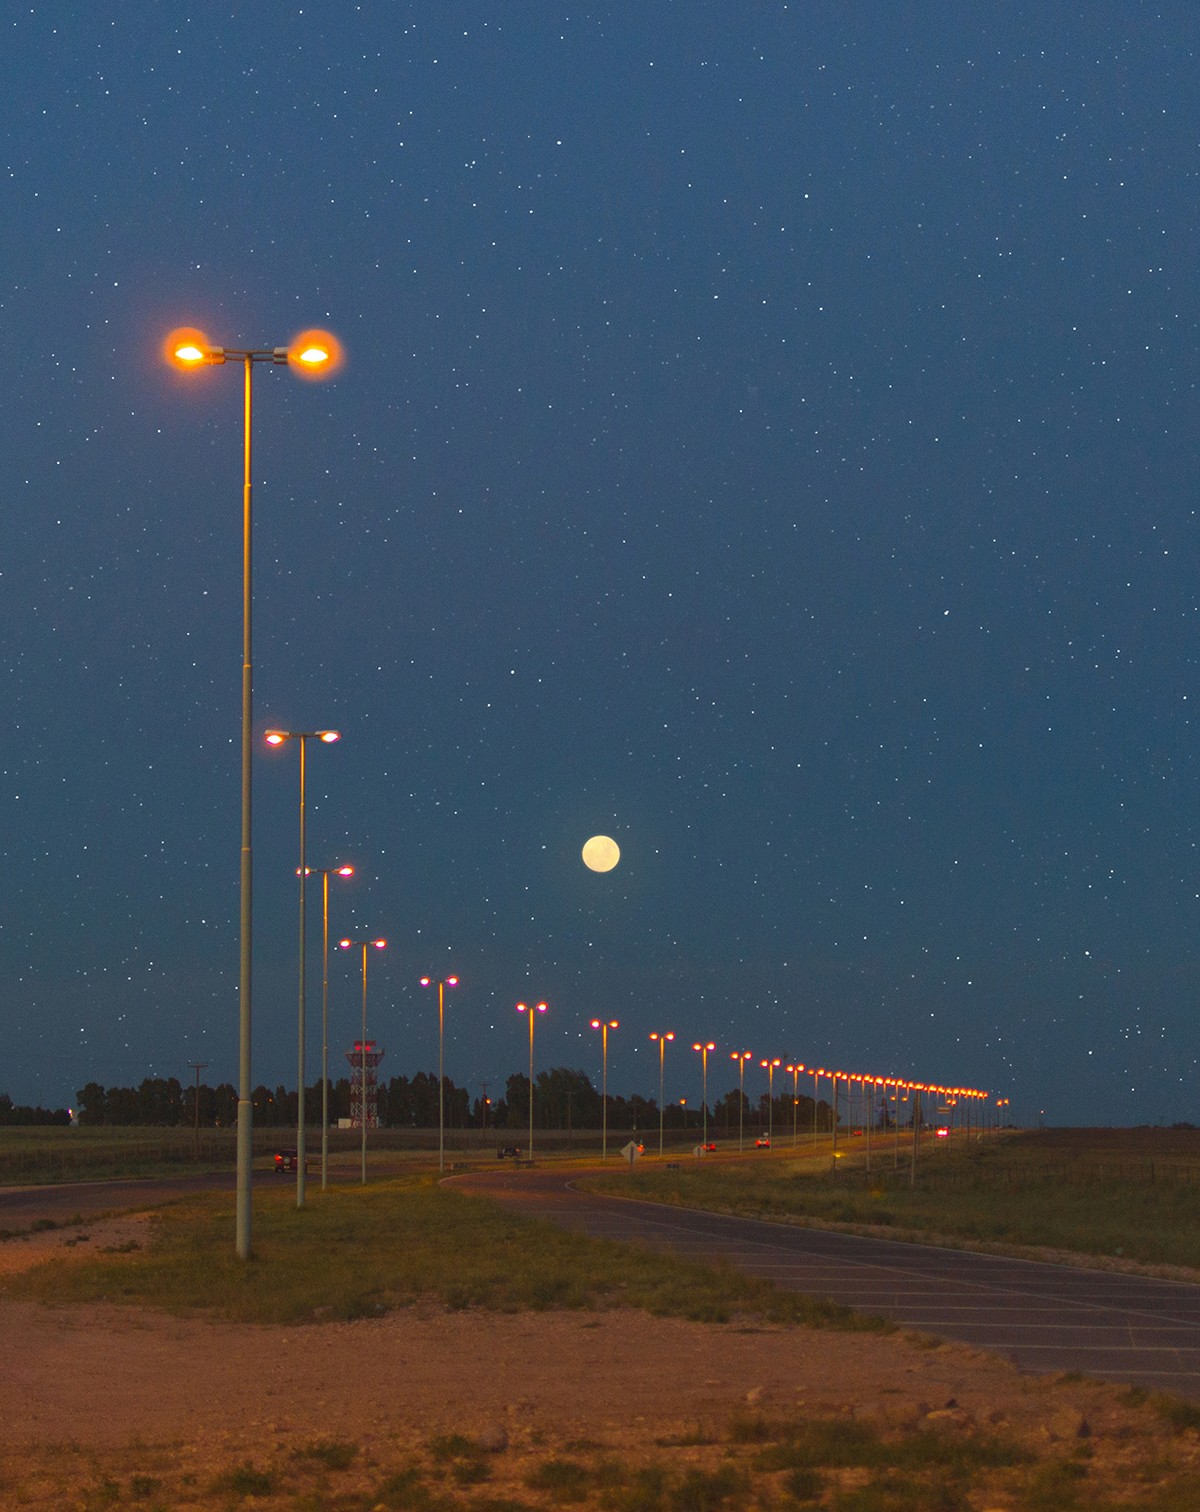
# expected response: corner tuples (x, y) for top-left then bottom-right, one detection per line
(2, 1214), (1198, 1507)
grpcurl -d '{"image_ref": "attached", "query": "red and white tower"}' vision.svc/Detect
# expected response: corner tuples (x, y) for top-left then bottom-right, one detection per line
(347, 1040), (384, 1128)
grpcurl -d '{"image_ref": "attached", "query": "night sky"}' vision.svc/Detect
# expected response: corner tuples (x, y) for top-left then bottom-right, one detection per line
(4, 5), (1199, 1128)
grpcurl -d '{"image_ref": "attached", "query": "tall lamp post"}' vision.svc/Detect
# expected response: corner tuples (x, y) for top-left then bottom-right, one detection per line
(731, 1051), (753, 1151)
(306, 862), (354, 1190)
(785, 1062), (805, 1146)
(265, 728), (340, 1208)
(420, 975), (459, 1174)
(167, 325), (340, 1260)
(649, 1031), (675, 1155)
(515, 1001), (547, 1160)
(760, 1058), (781, 1143)
(692, 1041), (715, 1148)
(340, 936), (387, 1183)
(590, 1018), (619, 1159)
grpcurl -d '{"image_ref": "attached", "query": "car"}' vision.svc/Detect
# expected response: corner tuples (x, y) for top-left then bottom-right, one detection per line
(935, 1126), (950, 1139)
(497, 1145), (523, 1160)
(273, 1149), (309, 1172)
(754, 1136), (771, 1149)
(701, 1141), (717, 1152)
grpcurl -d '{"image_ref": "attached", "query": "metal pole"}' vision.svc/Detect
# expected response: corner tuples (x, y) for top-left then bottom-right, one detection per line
(321, 871), (329, 1191)
(189, 1061), (208, 1160)
(296, 735), (307, 1207)
(658, 1040), (665, 1156)
(601, 1026), (608, 1160)
(701, 1049), (708, 1147)
(438, 979), (445, 1175)
(865, 1079), (872, 1175)
(910, 1088), (920, 1187)
(528, 1008), (535, 1161)
(236, 353), (254, 1261)
(361, 946), (368, 1185)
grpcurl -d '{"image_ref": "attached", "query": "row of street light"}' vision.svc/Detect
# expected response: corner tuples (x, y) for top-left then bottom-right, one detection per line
(165, 324), (1001, 1257)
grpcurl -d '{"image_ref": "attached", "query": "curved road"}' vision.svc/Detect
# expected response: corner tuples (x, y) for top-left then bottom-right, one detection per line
(9, 1161), (1200, 1399)
(449, 1166), (1200, 1399)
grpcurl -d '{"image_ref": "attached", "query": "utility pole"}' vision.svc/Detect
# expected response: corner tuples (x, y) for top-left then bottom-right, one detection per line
(188, 1062), (209, 1160)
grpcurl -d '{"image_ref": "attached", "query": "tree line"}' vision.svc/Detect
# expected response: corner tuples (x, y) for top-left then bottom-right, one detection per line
(3, 1070), (839, 1132)
(0, 1093), (71, 1126)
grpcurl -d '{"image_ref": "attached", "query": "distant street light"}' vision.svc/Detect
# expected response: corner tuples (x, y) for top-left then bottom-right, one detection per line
(339, 937), (387, 1182)
(515, 1001), (548, 1160)
(731, 1051), (753, 1151)
(590, 1018), (619, 1159)
(167, 325), (341, 1260)
(760, 1058), (781, 1143)
(649, 1031), (675, 1155)
(304, 862), (354, 1190)
(420, 975), (460, 1174)
(265, 728), (340, 1208)
(692, 1041), (716, 1148)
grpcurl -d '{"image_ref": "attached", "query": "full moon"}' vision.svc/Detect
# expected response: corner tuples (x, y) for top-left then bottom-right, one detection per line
(582, 835), (620, 873)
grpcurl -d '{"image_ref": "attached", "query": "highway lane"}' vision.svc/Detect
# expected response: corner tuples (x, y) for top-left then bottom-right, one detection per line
(448, 1166), (1200, 1399)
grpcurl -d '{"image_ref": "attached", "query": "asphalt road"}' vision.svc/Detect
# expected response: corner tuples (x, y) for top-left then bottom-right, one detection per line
(449, 1166), (1200, 1400)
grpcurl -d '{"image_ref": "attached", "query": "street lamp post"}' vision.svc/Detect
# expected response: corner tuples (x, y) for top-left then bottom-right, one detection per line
(590, 1018), (619, 1159)
(515, 1001), (547, 1160)
(692, 1041), (715, 1148)
(167, 326), (340, 1260)
(307, 863), (354, 1191)
(265, 728), (340, 1208)
(760, 1058), (781, 1143)
(340, 937), (387, 1183)
(731, 1051), (753, 1151)
(420, 975), (459, 1175)
(649, 1031), (675, 1156)
(785, 1062), (805, 1146)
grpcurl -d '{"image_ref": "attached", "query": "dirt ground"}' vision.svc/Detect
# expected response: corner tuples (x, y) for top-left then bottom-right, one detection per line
(2, 1215), (1199, 1508)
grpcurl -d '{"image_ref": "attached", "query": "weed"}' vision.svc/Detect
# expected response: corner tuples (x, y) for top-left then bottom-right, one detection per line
(726, 1411), (781, 1444)
(1150, 1393), (1200, 1433)
(828, 1472), (962, 1511)
(294, 1438), (358, 1470)
(666, 1463), (744, 1510)
(1021, 1458), (1089, 1512)
(375, 1466), (443, 1509)
(209, 1461), (275, 1496)
(783, 1465), (823, 1502)
(429, 1432), (481, 1462)
(524, 1456), (593, 1500)
(128, 1474), (161, 1498)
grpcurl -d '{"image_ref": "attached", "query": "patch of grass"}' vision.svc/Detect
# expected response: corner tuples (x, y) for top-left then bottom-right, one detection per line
(294, 1438), (358, 1470)
(739, 1410), (1028, 1487)
(209, 1461), (276, 1497)
(665, 1463), (744, 1510)
(828, 1474), (961, 1511)
(1148, 1393), (1200, 1433)
(583, 1129), (1200, 1271)
(523, 1456), (593, 1500)
(783, 1465), (823, 1501)
(1, 1175), (888, 1332)
(374, 1465), (446, 1510)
